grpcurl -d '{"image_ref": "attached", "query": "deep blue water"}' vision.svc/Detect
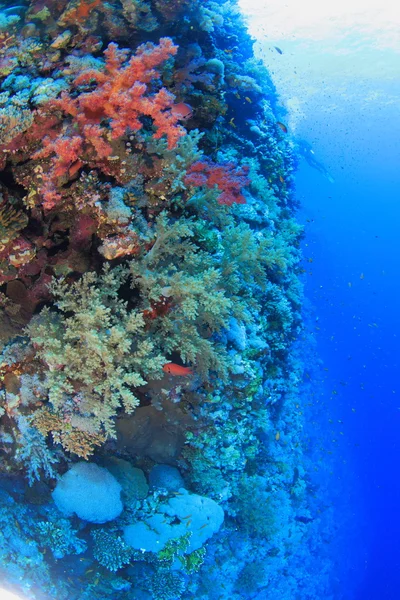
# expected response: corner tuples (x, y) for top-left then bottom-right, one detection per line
(238, 11), (400, 593)
(296, 131), (400, 598)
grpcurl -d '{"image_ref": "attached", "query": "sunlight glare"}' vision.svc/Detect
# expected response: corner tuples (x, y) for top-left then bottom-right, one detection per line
(238, 0), (400, 51)
(0, 590), (28, 600)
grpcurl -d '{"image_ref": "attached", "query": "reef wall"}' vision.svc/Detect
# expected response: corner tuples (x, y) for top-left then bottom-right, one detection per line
(0, 1), (330, 598)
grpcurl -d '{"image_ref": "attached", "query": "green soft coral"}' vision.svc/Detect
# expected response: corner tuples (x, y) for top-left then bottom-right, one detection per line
(129, 212), (234, 380)
(28, 266), (166, 440)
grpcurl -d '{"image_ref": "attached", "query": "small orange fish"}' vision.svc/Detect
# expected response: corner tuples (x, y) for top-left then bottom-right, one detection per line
(276, 121), (288, 133)
(163, 363), (193, 376)
(171, 102), (193, 121)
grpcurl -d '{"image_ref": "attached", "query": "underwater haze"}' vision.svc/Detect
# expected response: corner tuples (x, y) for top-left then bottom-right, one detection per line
(0, 0), (399, 599)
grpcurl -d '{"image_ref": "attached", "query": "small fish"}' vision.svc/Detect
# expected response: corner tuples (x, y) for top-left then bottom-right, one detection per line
(181, 514), (192, 519)
(275, 431), (280, 441)
(171, 102), (193, 121)
(224, 48), (235, 54)
(276, 121), (288, 133)
(163, 363), (193, 376)
(234, 92), (241, 99)
(274, 46), (283, 54)
(186, 519), (192, 528)
(279, 175), (284, 183)
(245, 96), (252, 103)
(199, 523), (208, 530)
(228, 117), (236, 128)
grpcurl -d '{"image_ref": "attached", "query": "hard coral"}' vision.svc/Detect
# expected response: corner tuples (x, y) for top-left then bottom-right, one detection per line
(120, 0), (158, 32)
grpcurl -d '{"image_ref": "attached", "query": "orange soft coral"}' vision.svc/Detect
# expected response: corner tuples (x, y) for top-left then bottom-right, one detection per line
(72, 38), (186, 148)
(33, 38), (186, 208)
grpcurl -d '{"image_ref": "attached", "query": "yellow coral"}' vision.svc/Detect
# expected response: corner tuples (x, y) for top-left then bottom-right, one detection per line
(33, 407), (106, 459)
(0, 198), (28, 250)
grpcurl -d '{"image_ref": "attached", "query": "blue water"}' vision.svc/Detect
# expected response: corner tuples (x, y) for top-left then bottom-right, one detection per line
(294, 93), (400, 597)
(237, 4), (400, 593)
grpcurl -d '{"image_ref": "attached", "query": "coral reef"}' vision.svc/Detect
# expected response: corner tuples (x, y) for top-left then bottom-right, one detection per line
(0, 1), (335, 599)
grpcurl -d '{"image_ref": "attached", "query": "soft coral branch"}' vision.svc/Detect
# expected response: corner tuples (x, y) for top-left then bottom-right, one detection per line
(33, 38), (186, 209)
(185, 160), (250, 206)
(73, 38), (185, 147)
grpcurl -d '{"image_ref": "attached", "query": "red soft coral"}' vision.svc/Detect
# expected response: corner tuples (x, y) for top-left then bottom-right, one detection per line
(184, 160), (249, 206)
(33, 38), (186, 209)
(72, 38), (185, 148)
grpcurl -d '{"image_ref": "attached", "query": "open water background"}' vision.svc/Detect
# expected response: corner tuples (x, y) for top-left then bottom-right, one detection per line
(239, 2), (400, 597)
